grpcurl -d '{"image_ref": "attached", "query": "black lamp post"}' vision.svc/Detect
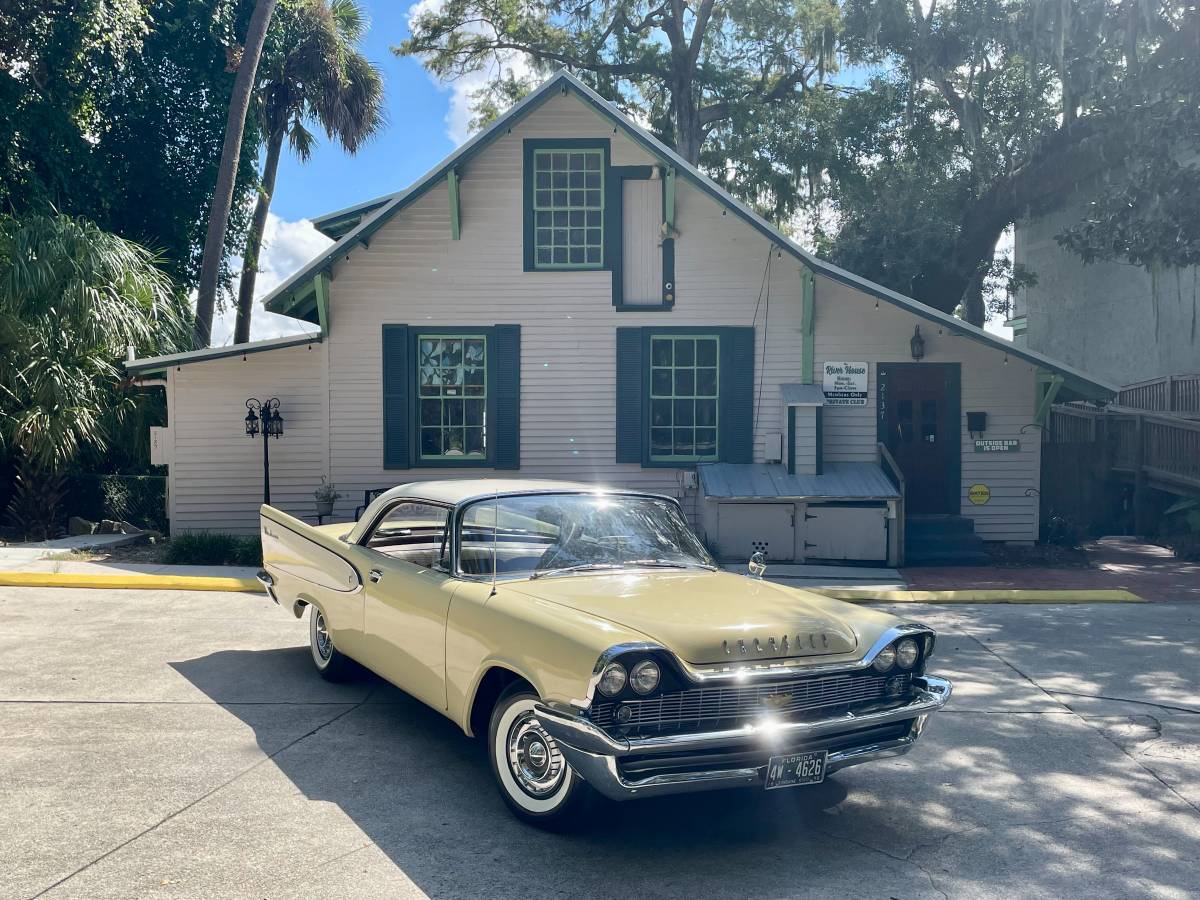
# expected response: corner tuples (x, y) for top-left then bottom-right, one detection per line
(245, 398), (283, 504)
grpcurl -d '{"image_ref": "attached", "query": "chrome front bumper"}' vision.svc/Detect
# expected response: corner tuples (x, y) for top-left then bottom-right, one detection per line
(535, 675), (952, 801)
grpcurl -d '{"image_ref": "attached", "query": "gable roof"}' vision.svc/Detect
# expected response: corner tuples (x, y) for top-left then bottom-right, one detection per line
(263, 70), (1116, 400)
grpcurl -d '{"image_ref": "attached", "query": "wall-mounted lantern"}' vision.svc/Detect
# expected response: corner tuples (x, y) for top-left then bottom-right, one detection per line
(245, 398), (283, 504)
(910, 325), (926, 361)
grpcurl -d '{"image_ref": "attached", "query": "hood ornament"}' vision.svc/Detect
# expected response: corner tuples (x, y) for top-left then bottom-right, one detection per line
(748, 551), (767, 579)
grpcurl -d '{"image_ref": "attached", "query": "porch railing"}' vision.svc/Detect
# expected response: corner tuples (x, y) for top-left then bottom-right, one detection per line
(1116, 374), (1200, 417)
(1047, 404), (1200, 493)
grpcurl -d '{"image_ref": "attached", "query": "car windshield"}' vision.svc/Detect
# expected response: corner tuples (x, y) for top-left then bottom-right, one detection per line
(457, 493), (716, 578)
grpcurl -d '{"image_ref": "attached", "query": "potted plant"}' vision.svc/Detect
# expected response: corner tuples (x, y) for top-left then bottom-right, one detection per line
(314, 476), (341, 518)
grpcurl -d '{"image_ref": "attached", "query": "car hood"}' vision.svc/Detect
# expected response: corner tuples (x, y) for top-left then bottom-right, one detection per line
(503, 569), (876, 666)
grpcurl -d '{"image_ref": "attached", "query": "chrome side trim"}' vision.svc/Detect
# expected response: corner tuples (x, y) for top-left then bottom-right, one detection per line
(539, 675), (952, 760)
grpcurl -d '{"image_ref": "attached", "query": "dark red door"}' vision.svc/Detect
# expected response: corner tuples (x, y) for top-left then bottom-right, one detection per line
(879, 365), (959, 514)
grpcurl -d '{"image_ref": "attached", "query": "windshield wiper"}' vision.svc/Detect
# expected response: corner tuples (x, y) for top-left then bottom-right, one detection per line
(626, 558), (718, 571)
(530, 559), (715, 579)
(529, 563), (624, 580)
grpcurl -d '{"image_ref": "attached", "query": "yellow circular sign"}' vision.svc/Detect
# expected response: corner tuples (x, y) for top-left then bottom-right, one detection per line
(967, 484), (991, 505)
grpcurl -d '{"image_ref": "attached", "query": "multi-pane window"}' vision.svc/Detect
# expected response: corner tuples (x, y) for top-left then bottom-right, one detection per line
(417, 335), (487, 459)
(649, 335), (719, 461)
(532, 149), (604, 268)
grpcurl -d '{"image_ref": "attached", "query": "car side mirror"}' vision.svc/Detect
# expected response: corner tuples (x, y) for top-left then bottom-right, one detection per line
(748, 551), (767, 579)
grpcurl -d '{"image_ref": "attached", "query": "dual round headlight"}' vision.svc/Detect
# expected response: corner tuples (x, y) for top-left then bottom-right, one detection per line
(597, 659), (661, 697)
(872, 637), (921, 672)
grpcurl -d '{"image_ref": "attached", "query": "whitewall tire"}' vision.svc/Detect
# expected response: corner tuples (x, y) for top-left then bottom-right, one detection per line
(487, 685), (595, 828)
(308, 604), (353, 681)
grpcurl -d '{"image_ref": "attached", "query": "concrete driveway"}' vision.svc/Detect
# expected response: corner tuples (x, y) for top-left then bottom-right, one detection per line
(1, 587), (1197, 900)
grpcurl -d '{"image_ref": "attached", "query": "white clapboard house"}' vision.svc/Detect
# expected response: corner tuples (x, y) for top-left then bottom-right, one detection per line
(129, 71), (1115, 565)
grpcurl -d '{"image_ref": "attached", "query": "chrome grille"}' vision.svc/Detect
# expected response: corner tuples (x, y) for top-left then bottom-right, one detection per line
(589, 672), (907, 734)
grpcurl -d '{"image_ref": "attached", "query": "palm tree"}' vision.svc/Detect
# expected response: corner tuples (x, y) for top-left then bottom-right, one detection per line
(0, 213), (188, 536)
(193, 0), (280, 348)
(234, 0), (384, 344)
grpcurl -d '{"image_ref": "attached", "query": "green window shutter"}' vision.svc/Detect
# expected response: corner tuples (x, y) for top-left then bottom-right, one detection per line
(382, 324), (410, 469)
(615, 328), (643, 463)
(719, 327), (755, 464)
(491, 324), (521, 469)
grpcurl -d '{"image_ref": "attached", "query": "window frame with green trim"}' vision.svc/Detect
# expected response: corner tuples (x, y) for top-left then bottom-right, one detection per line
(616, 326), (756, 469)
(522, 138), (610, 272)
(382, 324), (521, 470)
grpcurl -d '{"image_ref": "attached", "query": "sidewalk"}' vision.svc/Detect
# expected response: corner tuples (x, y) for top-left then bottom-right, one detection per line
(904, 536), (1199, 602)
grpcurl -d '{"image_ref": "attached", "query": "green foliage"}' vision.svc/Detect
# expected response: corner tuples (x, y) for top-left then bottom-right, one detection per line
(66, 474), (168, 533)
(260, 0), (385, 158)
(164, 532), (262, 566)
(4, 466), (67, 540)
(399, 0), (844, 170)
(827, 0), (1200, 319)
(0, 213), (189, 472)
(0, 0), (264, 290)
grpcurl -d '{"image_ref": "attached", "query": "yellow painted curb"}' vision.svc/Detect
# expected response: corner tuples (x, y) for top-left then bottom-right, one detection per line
(0, 572), (261, 592)
(812, 588), (1144, 604)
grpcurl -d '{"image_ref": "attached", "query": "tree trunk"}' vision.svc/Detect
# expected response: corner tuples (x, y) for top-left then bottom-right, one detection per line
(192, 0), (280, 349)
(233, 125), (285, 345)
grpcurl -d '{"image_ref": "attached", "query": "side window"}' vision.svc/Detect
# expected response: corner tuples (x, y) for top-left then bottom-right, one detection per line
(417, 334), (487, 460)
(364, 501), (450, 569)
(649, 335), (720, 462)
(615, 326), (754, 467)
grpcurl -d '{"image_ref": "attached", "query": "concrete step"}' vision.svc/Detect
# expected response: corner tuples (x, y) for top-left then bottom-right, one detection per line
(905, 515), (978, 537)
(904, 547), (991, 565)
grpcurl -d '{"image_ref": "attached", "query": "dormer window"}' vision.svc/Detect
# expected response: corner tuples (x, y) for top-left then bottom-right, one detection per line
(523, 139), (609, 271)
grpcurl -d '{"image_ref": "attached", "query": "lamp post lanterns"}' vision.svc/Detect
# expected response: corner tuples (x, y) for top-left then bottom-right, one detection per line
(245, 398), (283, 504)
(910, 325), (926, 361)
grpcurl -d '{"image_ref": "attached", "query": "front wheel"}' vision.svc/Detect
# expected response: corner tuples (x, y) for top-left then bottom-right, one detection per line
(487, 685), (595, 829)
(308, 604), (353, 681)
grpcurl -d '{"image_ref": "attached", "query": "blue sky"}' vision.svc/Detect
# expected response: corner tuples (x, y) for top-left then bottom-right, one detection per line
(269, 0), (452, 221)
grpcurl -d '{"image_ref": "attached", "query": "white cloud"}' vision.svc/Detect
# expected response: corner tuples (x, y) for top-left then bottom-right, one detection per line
(209, 213), (331, 346)
(406, 0), (533, 145)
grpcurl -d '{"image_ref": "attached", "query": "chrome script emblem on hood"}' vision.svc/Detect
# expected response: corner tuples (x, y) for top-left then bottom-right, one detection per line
(723, 632), (838, 657)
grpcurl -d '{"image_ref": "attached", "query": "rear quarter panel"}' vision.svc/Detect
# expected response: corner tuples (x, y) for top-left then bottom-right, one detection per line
(259, 505), (367, 654)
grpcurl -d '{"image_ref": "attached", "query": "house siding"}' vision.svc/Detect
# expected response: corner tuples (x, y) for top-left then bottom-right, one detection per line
(162, 89), (1041, 544)
(814, 278), (1041, 541)
(167, 342), (328, 534)
(321, 91), (804, 523)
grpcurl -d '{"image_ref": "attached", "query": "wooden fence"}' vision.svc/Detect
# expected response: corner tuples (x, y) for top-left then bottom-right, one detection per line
(1046, 403), (1200, 533)
(1117, 374), (1200, 417)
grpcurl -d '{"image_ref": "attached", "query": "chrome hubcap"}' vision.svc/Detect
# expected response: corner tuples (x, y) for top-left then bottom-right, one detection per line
(506, 711), (565, 798)
(314, 611), (332, 660)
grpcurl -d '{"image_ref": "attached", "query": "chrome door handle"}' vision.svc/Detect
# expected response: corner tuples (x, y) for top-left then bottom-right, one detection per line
(369, 569), (383, 583)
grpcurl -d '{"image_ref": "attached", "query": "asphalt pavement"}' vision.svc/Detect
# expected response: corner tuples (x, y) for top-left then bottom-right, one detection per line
(1, 587), (1197, 899)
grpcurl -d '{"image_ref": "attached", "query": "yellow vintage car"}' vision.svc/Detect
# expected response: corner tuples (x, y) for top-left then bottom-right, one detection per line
(258, 480), (951, 828)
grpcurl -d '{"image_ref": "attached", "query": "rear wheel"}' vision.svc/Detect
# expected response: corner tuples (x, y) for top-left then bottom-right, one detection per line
(309, 604), (353, 681)
(487, 684), (595, 829)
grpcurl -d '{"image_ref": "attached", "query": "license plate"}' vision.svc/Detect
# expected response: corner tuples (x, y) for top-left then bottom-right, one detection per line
(764, 750), (828, 790)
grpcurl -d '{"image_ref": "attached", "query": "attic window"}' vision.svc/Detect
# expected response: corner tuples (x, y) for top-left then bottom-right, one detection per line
(524, 139), (610, 271)
(532, 149), (604, 268)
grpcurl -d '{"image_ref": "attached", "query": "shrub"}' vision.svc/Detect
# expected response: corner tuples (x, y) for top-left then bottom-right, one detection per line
(164, 532), (262, 567)
(66, 474), (168, 533)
